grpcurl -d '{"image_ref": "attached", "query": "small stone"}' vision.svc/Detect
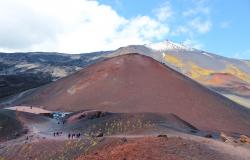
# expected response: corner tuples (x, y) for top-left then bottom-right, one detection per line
(157, 134), (168, 139)
(204, 134), (213, 138)
(240, 135), (250, 143)
(121, 137), (127, 143)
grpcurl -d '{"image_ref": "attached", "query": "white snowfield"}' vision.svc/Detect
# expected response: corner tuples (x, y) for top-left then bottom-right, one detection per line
(146, 40), (194, 51)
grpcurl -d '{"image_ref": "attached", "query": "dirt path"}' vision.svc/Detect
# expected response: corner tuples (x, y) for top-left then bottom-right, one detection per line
(1, 126), (250, 160)
(6, 106), (52, 114)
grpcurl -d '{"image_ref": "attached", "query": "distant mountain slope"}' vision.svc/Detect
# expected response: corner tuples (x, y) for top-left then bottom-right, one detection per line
(0, 51), (111, 78)
(0, 74), (51, 98)
(0, 51), (110, 98)
(8, 54), (250, 135)
(1, 40), (250, 108)
(108, 41), (250, 108)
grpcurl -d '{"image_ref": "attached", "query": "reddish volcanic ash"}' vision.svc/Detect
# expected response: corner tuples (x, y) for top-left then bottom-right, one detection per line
(205, 73), (250, 97)
(76, 137), (234, 160)
(18, 54), (250, 135)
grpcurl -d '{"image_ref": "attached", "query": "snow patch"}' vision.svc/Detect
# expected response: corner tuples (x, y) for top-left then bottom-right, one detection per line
(201, 52), (213, 58)
(146, 40), (194, 51)
(15, 63), (40, 70)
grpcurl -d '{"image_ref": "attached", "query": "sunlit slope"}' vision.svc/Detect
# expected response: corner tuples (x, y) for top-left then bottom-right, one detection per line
(162, 53), (250, 108)
(109, 43), (250, 107)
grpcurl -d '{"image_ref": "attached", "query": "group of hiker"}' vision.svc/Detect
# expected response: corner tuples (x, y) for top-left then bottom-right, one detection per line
(52, 132), (82, 139)
(53, 131), (63, 137)
(67, 133), (81, 139)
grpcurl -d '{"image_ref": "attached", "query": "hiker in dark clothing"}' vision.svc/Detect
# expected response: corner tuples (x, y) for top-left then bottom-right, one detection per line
(77, 133), (81, 138)
(53, 132), (56, 136)
(68, 133), (71, 139)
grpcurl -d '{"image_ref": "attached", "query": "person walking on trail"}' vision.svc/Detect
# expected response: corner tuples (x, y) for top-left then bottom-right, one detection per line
(77, 133), (81, 138)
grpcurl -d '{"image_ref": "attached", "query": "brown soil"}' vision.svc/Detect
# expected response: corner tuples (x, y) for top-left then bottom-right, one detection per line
(0, 139), (92, 160)
(76, 137), (234, 160)
(15, 53), (250, 135)
(67, 110), (107, 123)
(64, 112), (198, 136)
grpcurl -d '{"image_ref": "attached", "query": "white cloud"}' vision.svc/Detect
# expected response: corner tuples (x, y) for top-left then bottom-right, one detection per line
(0, 0), (169, 53)
(189, 17), (212, 34)
(182, 0), (210, 17)
(171, 26), (191, 36)
(170, 0), (212, 44)
(183, 6), (210, 17)
(154, 1), (173, 22)
(173, 0), (212, 50)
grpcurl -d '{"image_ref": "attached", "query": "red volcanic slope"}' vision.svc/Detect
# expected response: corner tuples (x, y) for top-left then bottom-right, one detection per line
(206, 73), (250, 97)
(206, 73), (248, 86)
(77, 137), (233, 160)
(19, 54), (250, 134)
(206, 73), (242, 86)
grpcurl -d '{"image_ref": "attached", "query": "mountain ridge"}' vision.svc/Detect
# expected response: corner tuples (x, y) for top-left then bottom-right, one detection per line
(5, 53), (250, 135)
(1, 40), (250, 108)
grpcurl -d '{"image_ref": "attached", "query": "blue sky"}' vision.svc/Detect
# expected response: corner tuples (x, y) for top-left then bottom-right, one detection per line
(0, 0), (249, 59)
(99, 0), (250, 59)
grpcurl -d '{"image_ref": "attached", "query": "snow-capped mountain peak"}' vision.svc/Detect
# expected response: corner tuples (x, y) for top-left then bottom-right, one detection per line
(146, 40), (194, 51)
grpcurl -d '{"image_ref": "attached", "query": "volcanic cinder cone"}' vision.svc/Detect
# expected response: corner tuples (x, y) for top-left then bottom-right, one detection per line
(17, 53), (250, 135)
